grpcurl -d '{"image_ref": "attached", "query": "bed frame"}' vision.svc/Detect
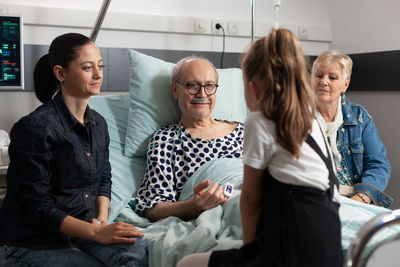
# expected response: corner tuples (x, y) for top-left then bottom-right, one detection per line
(344, 209), (400, 267)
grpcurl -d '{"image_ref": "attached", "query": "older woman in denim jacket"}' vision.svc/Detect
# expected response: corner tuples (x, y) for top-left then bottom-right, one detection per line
(311, 50), (392, 208)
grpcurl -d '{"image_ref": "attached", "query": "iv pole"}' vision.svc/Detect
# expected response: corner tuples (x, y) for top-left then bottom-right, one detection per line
(90, 0), (112, 42)
(273, 0), (281, 29)
(250, 0), (255, 42)
(250, 0), (282, 42)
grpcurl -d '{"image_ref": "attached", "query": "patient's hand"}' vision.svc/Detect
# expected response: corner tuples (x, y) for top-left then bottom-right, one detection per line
(94, 221), (144, 245)
(193, 180), (228, 212)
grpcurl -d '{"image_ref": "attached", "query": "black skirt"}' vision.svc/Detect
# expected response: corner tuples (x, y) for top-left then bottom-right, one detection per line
(209, 171), (342, 267)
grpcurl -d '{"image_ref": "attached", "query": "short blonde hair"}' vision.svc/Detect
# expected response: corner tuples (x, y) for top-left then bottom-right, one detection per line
(312, 50), (353, 81)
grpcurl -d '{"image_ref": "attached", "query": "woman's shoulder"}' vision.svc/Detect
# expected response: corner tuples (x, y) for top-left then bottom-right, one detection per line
(14, 102), (56, 132)
(10, 112), (57, 152)
(343, 96), (372, 120)
(350, 102), (371, 119)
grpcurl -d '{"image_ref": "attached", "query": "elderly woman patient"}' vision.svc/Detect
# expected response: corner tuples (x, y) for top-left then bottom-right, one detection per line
(311, 50), (392, 207)
(135, 56), (244, 221)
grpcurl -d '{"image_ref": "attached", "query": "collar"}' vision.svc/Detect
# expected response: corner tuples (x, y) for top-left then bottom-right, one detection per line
(53, 91), (96, 131)
(341, 94), (357, 126)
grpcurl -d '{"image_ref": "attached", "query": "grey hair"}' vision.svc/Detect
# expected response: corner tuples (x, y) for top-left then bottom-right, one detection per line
(171, 55), (219, 83)
(312, 49), (353, 81)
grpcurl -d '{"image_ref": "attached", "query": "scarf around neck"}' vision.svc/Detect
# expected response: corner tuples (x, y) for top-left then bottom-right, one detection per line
(315, 97), (343, 167)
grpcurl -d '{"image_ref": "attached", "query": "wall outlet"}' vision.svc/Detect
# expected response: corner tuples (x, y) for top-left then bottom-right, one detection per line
(227, 21), (239, 35)
(211, 20), (226, 34)
(193, 19), (207, 33)
(298, 26), (308, 40)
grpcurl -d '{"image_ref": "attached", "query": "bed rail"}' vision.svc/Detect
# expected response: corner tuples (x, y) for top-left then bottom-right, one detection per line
(344, 209), (400, 267)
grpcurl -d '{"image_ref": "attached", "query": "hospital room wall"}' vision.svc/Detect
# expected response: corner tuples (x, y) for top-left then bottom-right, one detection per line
(0, 0), (331, 132)
(329, 0), (400, 210)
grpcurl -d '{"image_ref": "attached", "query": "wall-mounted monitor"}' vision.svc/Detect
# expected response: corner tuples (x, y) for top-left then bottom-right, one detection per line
(0, 14), (23, 90)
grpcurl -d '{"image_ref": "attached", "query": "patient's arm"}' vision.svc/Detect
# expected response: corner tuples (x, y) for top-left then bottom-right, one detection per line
(145, 180), (227, 222)
(241, 165), (264, 245)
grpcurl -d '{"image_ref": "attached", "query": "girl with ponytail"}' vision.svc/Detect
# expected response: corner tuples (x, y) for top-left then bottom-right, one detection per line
(178, 29), (342, 267)
(0, 33), (147, 266)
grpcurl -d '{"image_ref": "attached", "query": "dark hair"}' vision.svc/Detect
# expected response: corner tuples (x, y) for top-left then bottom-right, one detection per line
(241, 29), (315, 158)
(33, 33), (92, 103)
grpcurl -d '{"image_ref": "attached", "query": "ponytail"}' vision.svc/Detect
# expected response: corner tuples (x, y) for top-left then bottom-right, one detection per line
(33, 54), (59, 103)
(242, 29), (315, 158)
(33, 33), (92, 103)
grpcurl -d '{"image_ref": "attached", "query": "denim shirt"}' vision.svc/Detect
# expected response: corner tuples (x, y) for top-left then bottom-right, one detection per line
(339, 95), (392, 207)
(0, 92), (111, 248)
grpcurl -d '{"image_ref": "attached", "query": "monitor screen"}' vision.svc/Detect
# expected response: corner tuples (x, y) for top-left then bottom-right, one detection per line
(0, 14), (24, 90)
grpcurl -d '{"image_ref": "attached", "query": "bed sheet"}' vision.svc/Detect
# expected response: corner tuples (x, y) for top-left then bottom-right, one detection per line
(109, 157), (400, 267)
(113, 158), (243, 267)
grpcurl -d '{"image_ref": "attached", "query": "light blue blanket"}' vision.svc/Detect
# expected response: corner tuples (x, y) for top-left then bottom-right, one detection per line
(110, 157), (400, 267)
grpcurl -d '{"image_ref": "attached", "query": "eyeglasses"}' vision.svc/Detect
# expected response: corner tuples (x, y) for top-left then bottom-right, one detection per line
(175, 81), (218, 97)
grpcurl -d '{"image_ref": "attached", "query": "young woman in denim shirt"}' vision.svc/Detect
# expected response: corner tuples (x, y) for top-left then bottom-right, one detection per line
(0, 33), (147, 266)
(312, 50), (392, 208)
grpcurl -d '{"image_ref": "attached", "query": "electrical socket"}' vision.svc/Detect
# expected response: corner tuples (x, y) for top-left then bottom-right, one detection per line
(211, 20), (226, 34)
(193, 19), (207, 33)
(227, 21), (239, 35)
(298, 26), (308, 40)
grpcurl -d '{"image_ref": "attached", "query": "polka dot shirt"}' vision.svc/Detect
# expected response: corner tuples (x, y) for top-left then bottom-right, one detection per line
(135, 121), (244, 212)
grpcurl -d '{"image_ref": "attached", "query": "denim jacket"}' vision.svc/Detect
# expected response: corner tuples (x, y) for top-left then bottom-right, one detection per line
(0, 92), (111, 248)
(339, 95), (392, 207)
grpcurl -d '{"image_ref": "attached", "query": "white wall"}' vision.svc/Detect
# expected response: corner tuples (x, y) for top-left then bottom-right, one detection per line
(0, 0), (332, 133)
(330, 0), (400, 54)
(0, 0), (332, 53)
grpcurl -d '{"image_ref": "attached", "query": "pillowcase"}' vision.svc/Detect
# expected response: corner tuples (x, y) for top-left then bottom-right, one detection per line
(124, 49), (247, 157)
(89, 94), (146, 201)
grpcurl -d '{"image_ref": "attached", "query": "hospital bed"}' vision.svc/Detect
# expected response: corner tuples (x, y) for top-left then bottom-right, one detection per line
(86, 2), (400, 266)
(344, 209), (400, 267)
